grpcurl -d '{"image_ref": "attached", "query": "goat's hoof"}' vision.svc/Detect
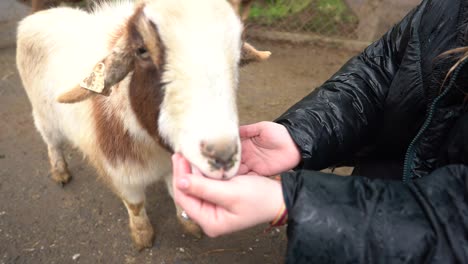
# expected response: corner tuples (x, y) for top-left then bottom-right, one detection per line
(50, 170), (72, 186)
(179, 217), (203, 239)
(131, 226), (155, 251)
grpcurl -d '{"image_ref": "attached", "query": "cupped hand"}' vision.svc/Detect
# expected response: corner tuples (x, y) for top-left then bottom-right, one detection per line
(172, 153), (284, 237)
(238, 121), (301, 176)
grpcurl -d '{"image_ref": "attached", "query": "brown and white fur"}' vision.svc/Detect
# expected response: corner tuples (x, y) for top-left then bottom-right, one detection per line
(16, 0), (270, 250)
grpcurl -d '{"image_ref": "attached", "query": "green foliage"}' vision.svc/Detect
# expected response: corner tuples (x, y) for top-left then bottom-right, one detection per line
(249, 0), (312, 23)
(317, 0), (347, 16)
(249, 0), (358, 36)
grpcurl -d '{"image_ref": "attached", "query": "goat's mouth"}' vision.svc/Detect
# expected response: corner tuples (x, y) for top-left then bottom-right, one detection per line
(175, 133), (241, 180)
(201, 143), (239, 179)
(207, 158), (237, 175)
(181, 144), (240, 180)
(202, 144), (238, 171)
(189, 163), (235, 180)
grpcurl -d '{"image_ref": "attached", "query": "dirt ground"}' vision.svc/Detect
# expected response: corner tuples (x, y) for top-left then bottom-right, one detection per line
(0, 40), (358, 264)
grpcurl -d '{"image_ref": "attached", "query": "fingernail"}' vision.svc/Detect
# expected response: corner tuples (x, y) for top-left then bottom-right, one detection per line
(178, 178), (189, 189)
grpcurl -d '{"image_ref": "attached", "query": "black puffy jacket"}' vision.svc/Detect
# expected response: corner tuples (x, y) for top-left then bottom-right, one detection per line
(275, 0), (468, 262)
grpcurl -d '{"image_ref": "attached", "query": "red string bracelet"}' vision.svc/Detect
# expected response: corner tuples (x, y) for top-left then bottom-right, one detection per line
(270, 202), (288, 227)
(264, 175), (288, 232)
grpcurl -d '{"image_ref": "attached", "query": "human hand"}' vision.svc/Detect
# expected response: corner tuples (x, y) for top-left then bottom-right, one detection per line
(238, 121), (301, 176)
(172, 153), (284, 237)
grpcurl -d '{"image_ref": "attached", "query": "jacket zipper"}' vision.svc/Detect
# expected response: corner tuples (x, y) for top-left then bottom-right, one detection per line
(402, 60), (467, 182)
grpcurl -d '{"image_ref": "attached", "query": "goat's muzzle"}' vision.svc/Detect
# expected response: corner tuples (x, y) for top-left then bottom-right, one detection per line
(200, 138), (238, 177)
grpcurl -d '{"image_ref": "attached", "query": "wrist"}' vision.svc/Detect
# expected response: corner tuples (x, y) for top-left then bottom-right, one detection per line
(262, 176), (287, 233)
(279, 124), (302, 170)
(266, 177), (287, 225)
(270, 201), (288, 227)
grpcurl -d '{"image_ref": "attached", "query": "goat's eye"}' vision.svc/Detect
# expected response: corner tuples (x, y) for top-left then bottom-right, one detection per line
(136, 47), (150, 59)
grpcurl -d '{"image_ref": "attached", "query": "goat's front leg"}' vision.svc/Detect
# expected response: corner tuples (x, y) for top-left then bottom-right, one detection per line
(47, 145), (71, 185)
(114, 182), (154, 251)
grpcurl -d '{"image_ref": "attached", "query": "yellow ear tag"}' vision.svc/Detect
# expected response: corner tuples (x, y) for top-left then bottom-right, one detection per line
(80, 62), (106, 93)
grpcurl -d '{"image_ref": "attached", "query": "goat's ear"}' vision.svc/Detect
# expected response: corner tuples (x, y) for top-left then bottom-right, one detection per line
(240, 42), (271, 66)
(56, 85), (95, 104)
(57, 39), (134, 104)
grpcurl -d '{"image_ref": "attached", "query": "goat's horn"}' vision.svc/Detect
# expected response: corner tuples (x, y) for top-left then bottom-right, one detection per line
(228, 0), (254, 22)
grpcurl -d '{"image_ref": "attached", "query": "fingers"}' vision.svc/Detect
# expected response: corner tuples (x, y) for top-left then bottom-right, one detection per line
(172, 153), (198, 206)
(180, 197), (228, 238)
(237, 163), (250, 175)
(239, 123), (261, 139)
(172, 154), (210, 225)
(180, 174), (234, 208)
(173, 180), (217, 233)
(172, 153), (191, 176)
(237, 164), (260, 176)
(172, 153), (193, 200)
(172, 153), (234, 209)
(172, 154), (231, 237)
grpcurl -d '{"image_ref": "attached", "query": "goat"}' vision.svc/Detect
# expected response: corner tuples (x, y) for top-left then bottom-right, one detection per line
(31, 0), (44, 12)
(30, 0), (89, 13)
(229, 0), (254, 21)
(16, 0), (270, 250)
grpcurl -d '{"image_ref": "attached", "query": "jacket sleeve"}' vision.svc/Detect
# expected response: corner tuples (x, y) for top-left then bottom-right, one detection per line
(281, 165), (468, 264)
(275, 6), (418, 170)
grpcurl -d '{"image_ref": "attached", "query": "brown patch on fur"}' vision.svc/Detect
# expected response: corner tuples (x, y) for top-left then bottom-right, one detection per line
(127, 202), (144, 216)
(128, 7), (162, 65)
(57, 84), (95, 103)
(129, 64), (161, 136)
(127, 7), (172, 152)
(92, 5), (172, 164)
(92, 96), (143, 164)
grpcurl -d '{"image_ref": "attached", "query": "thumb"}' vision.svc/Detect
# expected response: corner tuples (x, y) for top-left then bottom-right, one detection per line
(177, 174), (234, 209)
(239, 123), (261, 139)
(172, 153), (192, 177)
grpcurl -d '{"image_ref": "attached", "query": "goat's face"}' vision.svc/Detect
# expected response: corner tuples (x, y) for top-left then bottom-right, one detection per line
(147, 0), (242, 179)
(57, 0), (270, 179)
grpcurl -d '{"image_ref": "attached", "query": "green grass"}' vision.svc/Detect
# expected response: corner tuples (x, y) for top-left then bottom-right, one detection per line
(249, 0), (358, 36)
(249, 0), (312, 23)
(317, 0), (348, 15)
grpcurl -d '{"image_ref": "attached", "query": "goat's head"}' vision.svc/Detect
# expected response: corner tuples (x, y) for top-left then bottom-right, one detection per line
(57, 0), (270, 179)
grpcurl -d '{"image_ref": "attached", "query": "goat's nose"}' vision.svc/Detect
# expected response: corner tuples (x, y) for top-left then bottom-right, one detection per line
(200, 139), (238, 171)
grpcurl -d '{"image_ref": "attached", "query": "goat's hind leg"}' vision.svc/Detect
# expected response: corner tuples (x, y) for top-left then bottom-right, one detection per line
(33, 111), (71, 185)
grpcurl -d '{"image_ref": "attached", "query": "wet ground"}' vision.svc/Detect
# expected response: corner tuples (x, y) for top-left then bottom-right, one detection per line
(0, 40), (357, 263)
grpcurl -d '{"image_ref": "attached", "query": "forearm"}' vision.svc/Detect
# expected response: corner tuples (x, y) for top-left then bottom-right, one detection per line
(275, 68), (385, 170)
(280, 165), (468, 263)
(275, 7), (418, 170)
